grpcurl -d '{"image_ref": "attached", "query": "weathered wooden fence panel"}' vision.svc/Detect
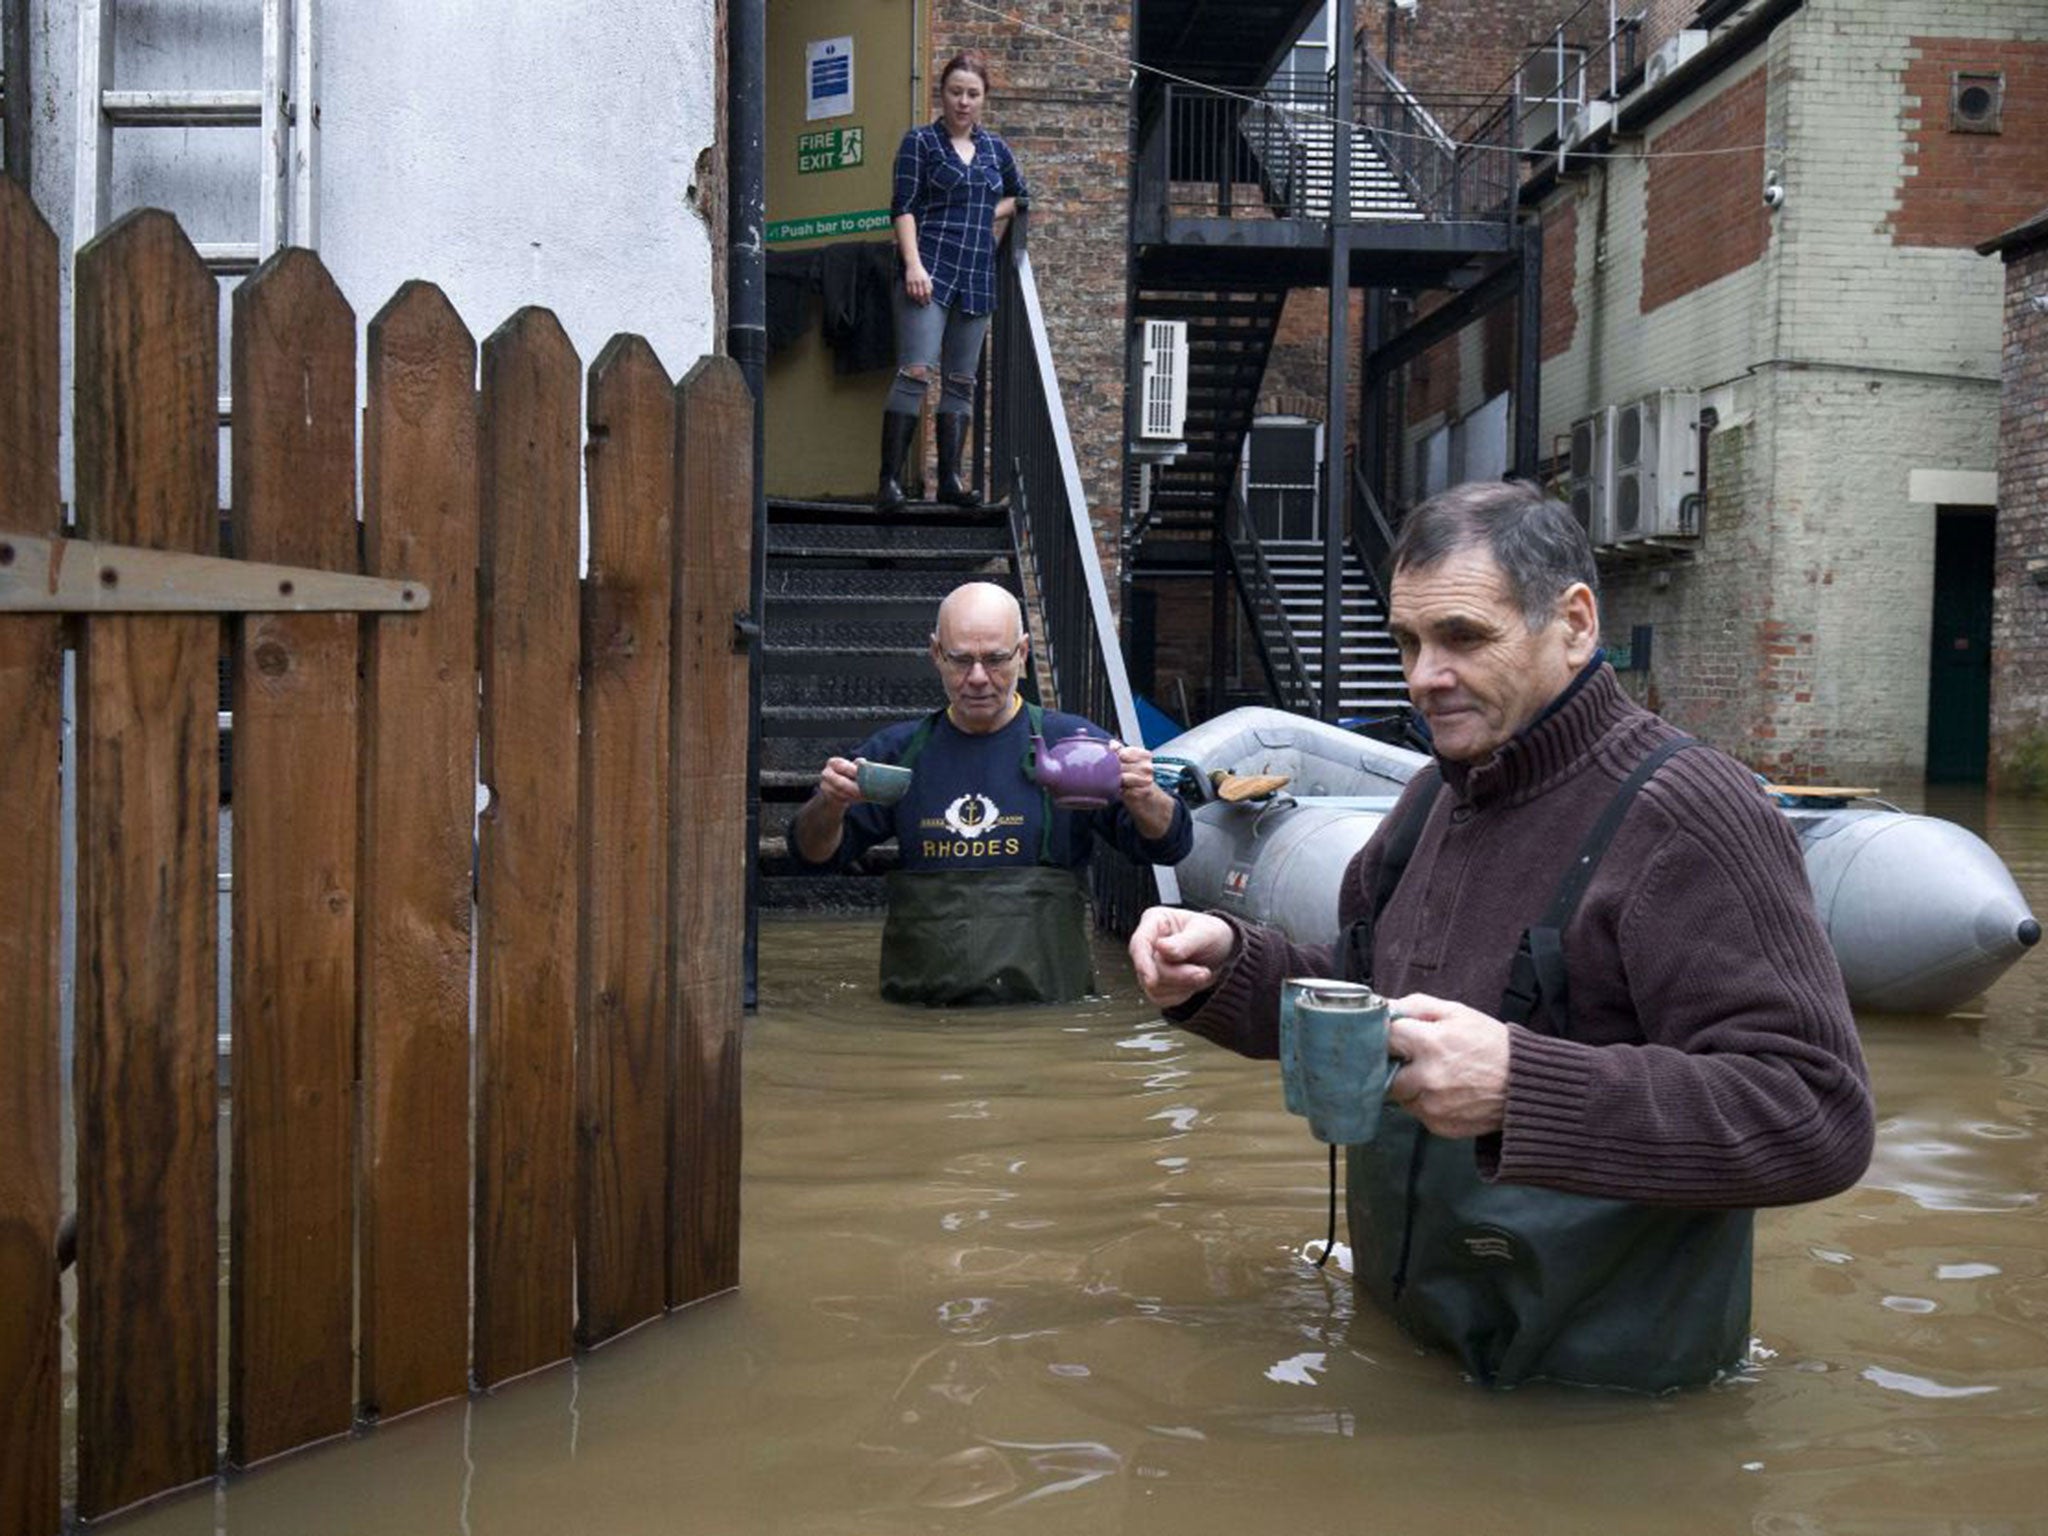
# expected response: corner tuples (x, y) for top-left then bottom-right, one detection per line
(577, 336), (677, 1346)
(72, 208), (223, 1520)
(669, 356), (753, 1306)
(0, 205), (754, 1531)
(227, 248), (361, 1466)
(0, 173), (64, 1536)
(358, 280), (479, 1420)
(475, 308), (583, 1385)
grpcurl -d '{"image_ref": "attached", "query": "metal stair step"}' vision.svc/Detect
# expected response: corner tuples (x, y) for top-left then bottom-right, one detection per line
(766, 521), (1010, 561)
(765, 673), (938, 711)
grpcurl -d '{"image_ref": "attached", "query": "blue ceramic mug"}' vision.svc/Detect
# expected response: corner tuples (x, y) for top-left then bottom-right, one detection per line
(854, 758), (914, 805)
(1279, 978), (1396, 1144)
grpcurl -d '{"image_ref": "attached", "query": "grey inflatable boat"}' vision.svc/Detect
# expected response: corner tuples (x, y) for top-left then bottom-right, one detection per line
(1160, 707), (2041, 1016)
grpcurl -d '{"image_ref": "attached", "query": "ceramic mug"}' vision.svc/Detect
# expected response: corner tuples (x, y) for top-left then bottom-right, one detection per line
(854, 758), (914, 806)
(1279, 978), (1396, 1144)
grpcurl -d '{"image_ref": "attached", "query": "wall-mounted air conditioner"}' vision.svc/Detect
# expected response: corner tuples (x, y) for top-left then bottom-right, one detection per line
(1567, 406), (1614, 546)
(1644, 29), (1708, 91)
(1610, 388), (1701, 540)
(1562, 98), (1613, 149)
(1139, 319), (1188, 442)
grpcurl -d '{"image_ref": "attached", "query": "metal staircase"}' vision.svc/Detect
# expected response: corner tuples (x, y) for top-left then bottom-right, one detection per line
(1241, 91), (1424, 223)
(1132, 287), (1288, 538)
(755, 499), (1027, 912)
(1256, 538), (1408, 721)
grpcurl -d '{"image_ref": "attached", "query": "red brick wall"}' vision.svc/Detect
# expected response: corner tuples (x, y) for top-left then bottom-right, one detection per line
(1991, 237), (2048, 793)
(1635, 0), (1699, 66)
(1405, 291), (1463, 425)
(1362, 2), (1593, 109)
(1540, 192), (1578, 360)
(1640, 67), (1770, 314)
(1257, 289), (1362, 437)
(1891, 39), (2048, 250)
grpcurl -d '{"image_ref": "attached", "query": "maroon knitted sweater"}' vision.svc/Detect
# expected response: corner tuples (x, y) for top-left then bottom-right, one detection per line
(1172, 666), (1875, 1208)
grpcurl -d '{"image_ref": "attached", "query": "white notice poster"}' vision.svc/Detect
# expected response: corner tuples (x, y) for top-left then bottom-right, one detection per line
(806, 37), (854, 122)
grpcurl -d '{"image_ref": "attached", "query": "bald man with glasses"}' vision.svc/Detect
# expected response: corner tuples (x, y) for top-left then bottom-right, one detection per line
(790, 581), (1191, 1006)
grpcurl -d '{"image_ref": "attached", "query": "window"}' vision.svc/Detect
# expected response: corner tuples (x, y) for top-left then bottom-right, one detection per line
(1518, 42), (1588, 147)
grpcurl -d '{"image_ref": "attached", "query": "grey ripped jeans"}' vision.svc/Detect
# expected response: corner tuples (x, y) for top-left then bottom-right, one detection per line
(886, 289), (990, 418)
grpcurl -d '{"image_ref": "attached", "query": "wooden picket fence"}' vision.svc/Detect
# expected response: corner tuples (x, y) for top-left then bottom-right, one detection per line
(0, 184), (751, 1532)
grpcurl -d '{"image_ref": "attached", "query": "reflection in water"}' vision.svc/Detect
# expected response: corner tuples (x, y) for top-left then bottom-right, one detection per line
(107, 794), (2048, 1536)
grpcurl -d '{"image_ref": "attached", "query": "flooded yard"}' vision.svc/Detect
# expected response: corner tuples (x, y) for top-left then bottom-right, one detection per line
(104, 791), (2048, 1535)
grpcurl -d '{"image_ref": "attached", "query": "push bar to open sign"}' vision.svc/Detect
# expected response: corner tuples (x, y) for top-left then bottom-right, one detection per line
(0, 530), (431, 614)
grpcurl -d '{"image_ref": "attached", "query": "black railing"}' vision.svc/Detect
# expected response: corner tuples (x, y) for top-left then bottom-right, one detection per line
(1222, 489), (1317, 715)
(1347, 456), (1399, 613)
(990, 212), (1178, 928)
(1152, 71), (1523, 229)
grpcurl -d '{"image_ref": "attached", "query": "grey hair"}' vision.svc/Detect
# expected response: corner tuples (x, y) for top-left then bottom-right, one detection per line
(1387, 478), (1599, 634)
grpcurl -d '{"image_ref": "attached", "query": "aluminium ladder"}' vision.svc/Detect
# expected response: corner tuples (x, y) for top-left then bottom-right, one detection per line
(73, 0), (320, 280)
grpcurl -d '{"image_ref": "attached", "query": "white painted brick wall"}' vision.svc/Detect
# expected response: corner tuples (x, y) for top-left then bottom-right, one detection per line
(1542, 0), (2034, 781)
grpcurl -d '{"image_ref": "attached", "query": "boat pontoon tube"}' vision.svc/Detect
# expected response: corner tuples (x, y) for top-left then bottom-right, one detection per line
(1162, 709), (2040, 1017)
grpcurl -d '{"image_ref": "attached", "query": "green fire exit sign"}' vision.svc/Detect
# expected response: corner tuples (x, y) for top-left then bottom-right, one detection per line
(798, 127), (864, 174)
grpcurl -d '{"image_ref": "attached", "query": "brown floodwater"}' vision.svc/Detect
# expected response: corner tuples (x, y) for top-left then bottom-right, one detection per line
(105, 790), (2048, 1536)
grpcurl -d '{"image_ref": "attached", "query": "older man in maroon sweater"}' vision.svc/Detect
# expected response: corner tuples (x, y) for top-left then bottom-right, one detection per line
(1129, 479), (1874, 1391)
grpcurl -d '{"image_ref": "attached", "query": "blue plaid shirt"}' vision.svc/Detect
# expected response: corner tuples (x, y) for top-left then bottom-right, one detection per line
(890, 121), (1028, 317)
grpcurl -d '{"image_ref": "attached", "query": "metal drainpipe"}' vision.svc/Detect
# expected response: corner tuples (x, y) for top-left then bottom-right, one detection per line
(730, 0), (767, 1009)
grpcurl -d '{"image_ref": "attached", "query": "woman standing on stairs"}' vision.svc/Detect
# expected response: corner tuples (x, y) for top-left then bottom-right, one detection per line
(877, 49), (1028, 512)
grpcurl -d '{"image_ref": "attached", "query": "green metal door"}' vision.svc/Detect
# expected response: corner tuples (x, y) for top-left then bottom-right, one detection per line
(1926, 507), (1994, 784)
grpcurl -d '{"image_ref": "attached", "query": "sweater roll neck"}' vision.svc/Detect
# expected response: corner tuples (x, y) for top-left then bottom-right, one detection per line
(1440, 662), (1635, 807)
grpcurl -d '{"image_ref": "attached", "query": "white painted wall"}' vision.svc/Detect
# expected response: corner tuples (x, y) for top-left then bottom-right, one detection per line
(22, 0), (723, 505)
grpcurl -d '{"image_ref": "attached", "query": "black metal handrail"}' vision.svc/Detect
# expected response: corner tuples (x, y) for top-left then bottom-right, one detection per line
(989, 211), (1178, 929)
(1222, 488), (1317, 715)
(1347, 455), (1398, 613)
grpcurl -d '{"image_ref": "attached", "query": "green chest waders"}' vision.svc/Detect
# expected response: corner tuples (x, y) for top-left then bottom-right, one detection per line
(1343, 740), (1756, 1391)
(876, 704), (1098, 1007)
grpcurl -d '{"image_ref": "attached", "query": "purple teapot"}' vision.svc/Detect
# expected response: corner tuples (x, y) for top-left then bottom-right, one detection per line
(1031, 732), (1124, 809)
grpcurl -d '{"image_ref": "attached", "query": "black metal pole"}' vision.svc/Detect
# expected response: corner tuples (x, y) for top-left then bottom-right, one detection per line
(3, 0), (31, 188)
(1321, 0), (1356, 724)
(729, 0), (767, 1009)
(1514, 218), (1543, 479)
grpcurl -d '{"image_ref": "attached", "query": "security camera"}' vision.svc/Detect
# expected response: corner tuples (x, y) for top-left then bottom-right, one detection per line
(1762, 170), (1785, 210)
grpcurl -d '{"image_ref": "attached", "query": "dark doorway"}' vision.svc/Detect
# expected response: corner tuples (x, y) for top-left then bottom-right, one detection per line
(1926, 505), (1994, 783)
(1245, 418), (1322, 542)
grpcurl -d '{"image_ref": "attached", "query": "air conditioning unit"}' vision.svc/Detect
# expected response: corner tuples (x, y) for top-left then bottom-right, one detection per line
(1610, 388), (1701, 541)
(1567, 407), (1615, 546)
(1644, 29), (1708, 90)
(1562, 98), (1613, 148)
(1138, 319), (1188, 442)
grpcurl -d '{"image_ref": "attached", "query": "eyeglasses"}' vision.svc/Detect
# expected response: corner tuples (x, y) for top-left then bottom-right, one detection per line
(936, 642), (1024, 674)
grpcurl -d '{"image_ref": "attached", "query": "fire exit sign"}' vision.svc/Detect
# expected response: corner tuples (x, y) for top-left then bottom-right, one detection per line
(798, 128), (864, 174)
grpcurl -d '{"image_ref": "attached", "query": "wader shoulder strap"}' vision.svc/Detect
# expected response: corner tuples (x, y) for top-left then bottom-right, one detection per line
(895, 708), (947, 771)
(1498, 736), (1697, 1029)
(1341, 765), (1442, 985)
(1019, 701), (1054, 865)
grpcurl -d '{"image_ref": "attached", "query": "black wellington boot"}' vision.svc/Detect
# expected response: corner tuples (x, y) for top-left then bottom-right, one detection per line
(876, 409), (918, 513)
(936, 413), (979, 508)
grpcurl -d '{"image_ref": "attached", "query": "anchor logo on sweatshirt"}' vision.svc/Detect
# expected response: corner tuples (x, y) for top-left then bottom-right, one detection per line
(942, 793), (1002, 839)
